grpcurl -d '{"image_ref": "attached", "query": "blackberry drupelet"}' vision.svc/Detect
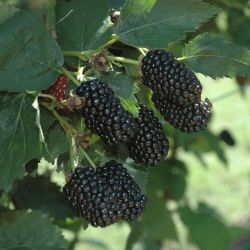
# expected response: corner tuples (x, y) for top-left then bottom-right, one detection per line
(76, 80), (137, 145)
(152, 94), (212, 133)
(127, 105), (169, 165)
(141, 50), (202, 104)
(63, 161), (147, 227)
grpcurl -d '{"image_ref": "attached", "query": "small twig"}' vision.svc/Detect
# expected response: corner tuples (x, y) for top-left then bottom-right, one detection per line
(96, 35), (119, 51)
(108, 55), (139, 65)
(138, 48), (146, 56)
(60, 67), (80, 86)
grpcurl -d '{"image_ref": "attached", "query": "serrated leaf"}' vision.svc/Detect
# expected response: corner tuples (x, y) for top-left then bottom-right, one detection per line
(0, 10), (63, 92)
(182, 33), (250, 78)
(0, 211), (67, 250)
(56, 0), (112, 65)
(100, 72), (139, 116)
(12, 176), (75, 219)
(179, 203), (230, 250)
(114, 0), (219, 48)
(0, 4), (18, 25)
(0, 93), (42, 191)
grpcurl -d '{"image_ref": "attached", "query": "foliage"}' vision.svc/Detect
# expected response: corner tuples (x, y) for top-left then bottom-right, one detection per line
(0, 0), (249, 249)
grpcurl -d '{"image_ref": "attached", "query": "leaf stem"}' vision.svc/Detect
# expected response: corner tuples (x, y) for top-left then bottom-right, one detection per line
(108, 56), (139, 65)
(60, 67), (80, 86)
(96, 35), (119, 51)
(138, 48), (146, 56)
(68, 135), (75, 173)
(41, 102), (96, 169)
(38, 93), (57, 102)
(79, 147), (96, 168)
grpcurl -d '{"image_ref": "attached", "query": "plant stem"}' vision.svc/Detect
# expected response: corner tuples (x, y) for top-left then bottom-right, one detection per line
(60, 67), (80, 86)
(138, 48), (146, 56)
(68, 135), (75, 173)
(96, 35), (119, 51)
(177, 56), (189, 61)
(108, 56), (139, 65)
(41, 102), (96, 168)
(38, 93), (57, 102)
(79, 147), (96, 168)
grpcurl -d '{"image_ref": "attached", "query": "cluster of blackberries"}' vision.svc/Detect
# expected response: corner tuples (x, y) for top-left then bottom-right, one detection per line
(76, 80), (137, 145)
(141, 50), (212, 133)
(76, 80), (169, 165)
(63, 161), (146, 227)
(127, 105), (169, 165)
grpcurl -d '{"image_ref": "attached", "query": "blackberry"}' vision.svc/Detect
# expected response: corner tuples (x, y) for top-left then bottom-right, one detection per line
(63, 161), (147, 227)
(141, 50), (202, 104)
(153, 94), (212, 133)
(76, 80), (137, 145)
(127, 105), (169, 165)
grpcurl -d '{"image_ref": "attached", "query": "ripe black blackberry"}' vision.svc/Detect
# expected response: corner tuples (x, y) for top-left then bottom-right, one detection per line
(63, 161), (147, 227)
(152, 94), (212, 133)
(76, 80), (137, 145)
(141, 50), (202, 104)
(127, 105), (169, 165)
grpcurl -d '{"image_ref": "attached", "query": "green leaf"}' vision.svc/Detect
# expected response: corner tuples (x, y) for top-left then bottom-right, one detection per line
(114, 0), (219, 48)
(140, 195), (177, 240)
(132, 240), (160, 250)
(108, 0), (126, 9)
(46, 123), (68, 160)
(0, 93), (42, 191)
(100, 72), (139, 116)
(178, 130), (228, 165)
(0, 10), (63, 92)
(0, 211), (67, 250)
(179, 203), (231, 250)
(124, 159), (149, 194)
(182, 33), (250, 78)
(56, 0), (112, 65)
(0, 4), (18, 25)
(12, 176), (75, 219)
(147, 159), (187, 200)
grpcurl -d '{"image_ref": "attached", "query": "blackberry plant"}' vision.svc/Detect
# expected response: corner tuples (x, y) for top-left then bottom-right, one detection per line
(0, 0), (249, 249)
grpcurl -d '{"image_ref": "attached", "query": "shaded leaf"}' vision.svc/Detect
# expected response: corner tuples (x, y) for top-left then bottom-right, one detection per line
(46, 123), (68, 160)
(177, 130), (228, 165)
(56, 0), (112, 65)
(0, 93), (42, 191)
(0, 10), (63, 92)
(124, 159), (149, 194)
(108, 0), (126, 9)
(0, 211), (67, 250)
(140, 195), (176, 240)
(0, 4), (18, 25)
(182, 33), (250, 78)
(12, 176), (75, 219)
(100, 72), (139, 116)
(147, 159), (187, 200)
(114, 0), (219, 48)
(179, 203), (230, 250)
